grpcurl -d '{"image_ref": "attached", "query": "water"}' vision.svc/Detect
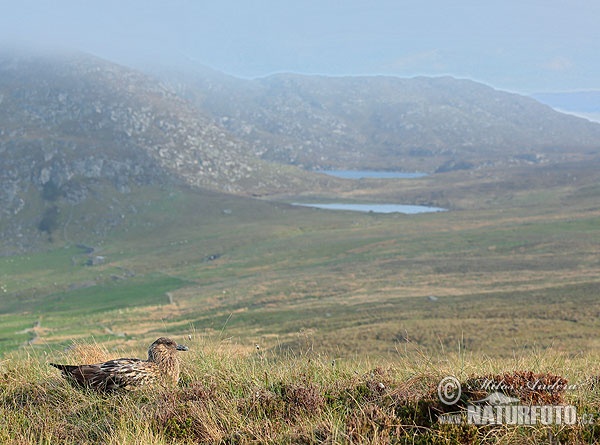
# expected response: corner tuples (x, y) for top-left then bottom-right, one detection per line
(292, 203), (446, 214)
(318, 170), (427, 179)
(300, 170), (442, 214)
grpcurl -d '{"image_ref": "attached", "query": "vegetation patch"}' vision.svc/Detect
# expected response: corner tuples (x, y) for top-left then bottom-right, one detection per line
(4, 342), (600, 444)
(464, 371), (569, 405)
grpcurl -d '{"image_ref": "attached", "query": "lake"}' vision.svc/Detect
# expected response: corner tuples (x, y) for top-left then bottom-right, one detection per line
(318, 170), (427, 179)
(292, 203), (447, 214)
(299, 170), (443, 214)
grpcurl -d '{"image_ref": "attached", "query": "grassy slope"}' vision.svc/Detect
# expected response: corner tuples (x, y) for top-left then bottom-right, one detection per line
(1, 166), (599, 357)
(1, 163), (600, 442)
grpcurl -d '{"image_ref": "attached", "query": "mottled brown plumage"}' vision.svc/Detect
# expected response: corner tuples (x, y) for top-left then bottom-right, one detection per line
(50, 337), (189, 391)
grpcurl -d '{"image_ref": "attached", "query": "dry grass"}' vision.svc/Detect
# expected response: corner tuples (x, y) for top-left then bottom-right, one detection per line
(2, 337), (600, 444)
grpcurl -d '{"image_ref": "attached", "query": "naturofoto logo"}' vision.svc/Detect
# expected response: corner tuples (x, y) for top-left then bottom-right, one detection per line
(437, 375), (578, 426)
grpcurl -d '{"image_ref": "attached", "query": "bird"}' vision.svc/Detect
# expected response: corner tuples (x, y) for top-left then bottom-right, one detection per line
(50, 337), (189, 391)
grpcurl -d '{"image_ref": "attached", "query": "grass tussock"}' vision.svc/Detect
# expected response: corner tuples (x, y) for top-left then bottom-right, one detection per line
(2, 338), (600, 444)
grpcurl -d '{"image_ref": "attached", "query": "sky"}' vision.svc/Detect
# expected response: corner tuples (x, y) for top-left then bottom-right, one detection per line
(1, 0), (599, 93)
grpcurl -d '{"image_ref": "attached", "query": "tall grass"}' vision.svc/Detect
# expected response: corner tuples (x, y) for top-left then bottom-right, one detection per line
(2, 337), (600, 444)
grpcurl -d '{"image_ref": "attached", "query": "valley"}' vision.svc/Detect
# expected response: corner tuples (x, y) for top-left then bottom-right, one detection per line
(0, 49), (599, 359)
(2, 160), (599, 359)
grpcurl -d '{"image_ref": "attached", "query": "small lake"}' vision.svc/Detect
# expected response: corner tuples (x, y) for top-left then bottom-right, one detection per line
(292, 203), (447, 214)
(318, 170), (428, 179)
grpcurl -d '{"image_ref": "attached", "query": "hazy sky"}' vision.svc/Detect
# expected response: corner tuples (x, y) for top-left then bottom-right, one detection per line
(2, 0), (598, 92)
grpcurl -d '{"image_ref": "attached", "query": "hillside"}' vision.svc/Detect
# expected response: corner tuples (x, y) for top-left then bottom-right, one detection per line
(0, 50), (335, 252)
(0, 50), (320, 193)
(2, 160), (599, 355)
(2, 157), (600, 442)
(1, 51), (600, 443)
(163, 69), (600, 171)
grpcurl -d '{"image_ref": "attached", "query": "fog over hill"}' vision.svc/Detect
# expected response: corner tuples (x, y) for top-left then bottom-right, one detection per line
(0, 50), (331, 251)
(2, 49), (600, 251)
(162, 68), (600, 172)
(0, 49), (325, 193)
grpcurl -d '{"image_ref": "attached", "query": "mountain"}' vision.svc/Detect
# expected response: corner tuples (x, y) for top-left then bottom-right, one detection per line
(3, 49), (600, 253)
(0, 50), (332, 252)
(0, 49), (326, 196)
(164, 70), (600, 172)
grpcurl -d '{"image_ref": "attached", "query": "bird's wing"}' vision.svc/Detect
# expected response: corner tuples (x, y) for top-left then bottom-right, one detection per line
(100, 358), (161, 389)
(51, 363), (117, 390)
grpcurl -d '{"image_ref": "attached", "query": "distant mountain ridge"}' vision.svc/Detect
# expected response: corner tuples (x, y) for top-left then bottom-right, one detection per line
(164, 70), (600, 171)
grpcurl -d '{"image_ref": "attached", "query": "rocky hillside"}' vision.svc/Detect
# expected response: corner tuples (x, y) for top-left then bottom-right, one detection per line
(165, 70), (600, 172)
(0, 50), (326, 216)
(0, 50), (338, 252)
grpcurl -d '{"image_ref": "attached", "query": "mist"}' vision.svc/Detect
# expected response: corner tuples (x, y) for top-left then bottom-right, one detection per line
(1, 0), (599, 93)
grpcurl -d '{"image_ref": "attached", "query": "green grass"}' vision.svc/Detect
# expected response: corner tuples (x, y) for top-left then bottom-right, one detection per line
(31, 275), (187, 315)
(0, 314), (39, 350)
(1, 273), (186, 315)
(1, 177), (599, 356)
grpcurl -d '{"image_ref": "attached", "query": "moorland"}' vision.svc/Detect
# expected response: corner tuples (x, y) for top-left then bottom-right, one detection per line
(1, 49), (600, 443)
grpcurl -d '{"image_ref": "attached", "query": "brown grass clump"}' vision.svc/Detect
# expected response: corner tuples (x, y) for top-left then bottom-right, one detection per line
(62, 340), (115, 365)
(464, 370), (569, 405)
(239, 380), (325, 420)
(149, 387), (225, 443)
(240, 386), (287, 419)
(281, 381), (326, 417)
(346, 403), (399, 444)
